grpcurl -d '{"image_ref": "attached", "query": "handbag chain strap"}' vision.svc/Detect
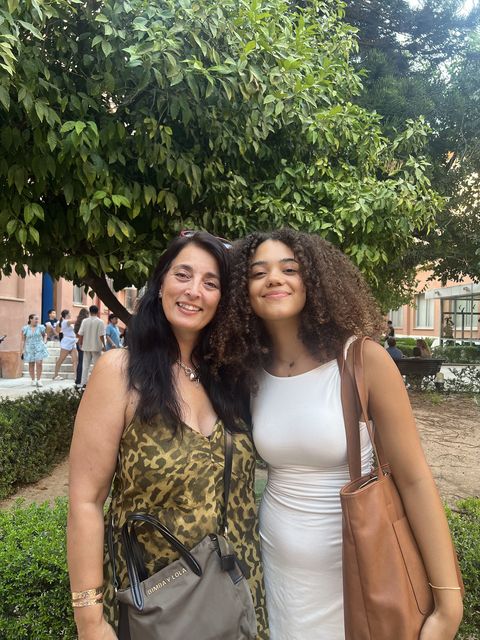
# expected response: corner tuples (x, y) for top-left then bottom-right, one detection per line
(107, 428), (234, 591)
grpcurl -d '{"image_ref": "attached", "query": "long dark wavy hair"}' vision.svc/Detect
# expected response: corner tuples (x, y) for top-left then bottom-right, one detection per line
(127, 232), (248, 434)
(74, 308), (89, 334)
(211, 229), (384, 392)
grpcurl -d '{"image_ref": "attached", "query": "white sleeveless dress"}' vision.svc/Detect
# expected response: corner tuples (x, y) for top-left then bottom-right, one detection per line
(252, 357), (373, 640)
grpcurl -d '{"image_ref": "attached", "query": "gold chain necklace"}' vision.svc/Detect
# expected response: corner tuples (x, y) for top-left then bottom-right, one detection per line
(177, 360), (200, 383)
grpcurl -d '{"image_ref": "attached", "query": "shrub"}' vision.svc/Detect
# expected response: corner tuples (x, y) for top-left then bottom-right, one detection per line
(433, 345), (480, 364)
(444, 367), (480, 394)
(395, 337), (417, 347)
(0, 390), (80, 499)
(0, 499), (76, 639)
(446, 498), (480, 639)
(0, 497), (478, 639)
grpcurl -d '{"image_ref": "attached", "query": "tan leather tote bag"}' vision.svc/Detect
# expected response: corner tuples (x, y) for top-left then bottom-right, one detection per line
(338, 337), (463, 640)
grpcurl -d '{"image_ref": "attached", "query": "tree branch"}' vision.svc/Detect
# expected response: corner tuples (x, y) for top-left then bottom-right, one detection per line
(83, 271), (132, 325)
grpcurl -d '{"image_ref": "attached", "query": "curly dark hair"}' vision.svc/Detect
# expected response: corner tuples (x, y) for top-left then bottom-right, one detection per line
(212, 229), (384, 391)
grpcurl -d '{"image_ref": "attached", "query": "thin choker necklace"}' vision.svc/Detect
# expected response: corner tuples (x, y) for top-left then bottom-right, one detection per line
(177, 360), (200, 383)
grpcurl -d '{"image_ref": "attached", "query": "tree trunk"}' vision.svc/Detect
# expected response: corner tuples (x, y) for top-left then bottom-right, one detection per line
(84, 272), (132, 325)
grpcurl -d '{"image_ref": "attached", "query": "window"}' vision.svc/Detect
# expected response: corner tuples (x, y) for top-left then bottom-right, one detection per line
(124, 287), (138, 313)
(388, 307), (404, 328)
(415, 293), (434, 328)
(73, 285), (85, 305)
(454, 299), (479, 330)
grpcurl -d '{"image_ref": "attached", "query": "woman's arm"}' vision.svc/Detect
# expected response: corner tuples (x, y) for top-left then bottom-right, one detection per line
(67, 349), (131, 639)
(363, 340), (463, 639)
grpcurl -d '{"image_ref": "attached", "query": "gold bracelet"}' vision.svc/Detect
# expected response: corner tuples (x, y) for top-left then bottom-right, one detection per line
(428, 582), (461, 591)
(71, 586), (103, 601)
(72, 595), (104, 608)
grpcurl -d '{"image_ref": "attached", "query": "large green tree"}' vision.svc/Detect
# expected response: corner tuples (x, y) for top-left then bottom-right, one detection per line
(0, 0), (441, 319)
(344, 0), (480, 287)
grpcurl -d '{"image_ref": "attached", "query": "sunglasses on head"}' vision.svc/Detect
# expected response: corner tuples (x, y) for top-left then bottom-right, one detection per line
(179, 229), (232, 250)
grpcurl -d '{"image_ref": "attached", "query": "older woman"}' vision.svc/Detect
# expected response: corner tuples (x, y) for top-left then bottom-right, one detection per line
(67, 232), (268, 640)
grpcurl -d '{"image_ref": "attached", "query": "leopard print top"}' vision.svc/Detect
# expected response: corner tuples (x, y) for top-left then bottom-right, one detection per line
(103, 415), (269, 639)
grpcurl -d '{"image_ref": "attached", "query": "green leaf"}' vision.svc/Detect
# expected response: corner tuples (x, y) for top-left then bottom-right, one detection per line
(0, 85), (10, 111)
(14, 167), (24, 194)
(24, 205), (35, 224)
(165, 192), (178, 214)
(6, 219), (17, 234)
(60, 122), (76, 133)
(63, 183), (74, 204)
(95, 14), (110, 23)
(92, 35), (103, 48)
(244, 41), (257, 54)
(18, 227), (27, 245)
(75, 121), (86, 135)
(101, 40), (113, 57)
(18, 20), (43, 40)
(35, 100), (46, 122)
(112, 194), (130, 208)
(47, 130), (57, 151)
(144, 185), (156, 205)
(29, 227), (40, 244)
(107, 219), (116, 237)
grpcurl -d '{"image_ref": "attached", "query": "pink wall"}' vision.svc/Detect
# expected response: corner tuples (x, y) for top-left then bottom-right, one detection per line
(391, 272), (479, 339)
(1, 272), (130, 377)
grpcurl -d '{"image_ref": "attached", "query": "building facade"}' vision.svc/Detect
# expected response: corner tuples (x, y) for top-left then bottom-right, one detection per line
(0, 270), (138, 378)
(389, 272), (479, 345)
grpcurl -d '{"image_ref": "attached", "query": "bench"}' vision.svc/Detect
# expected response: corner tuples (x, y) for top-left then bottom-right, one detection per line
(395, 358), (444, 388)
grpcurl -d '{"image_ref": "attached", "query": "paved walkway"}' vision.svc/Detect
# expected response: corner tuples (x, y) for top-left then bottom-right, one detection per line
(0, 376), (75, 400)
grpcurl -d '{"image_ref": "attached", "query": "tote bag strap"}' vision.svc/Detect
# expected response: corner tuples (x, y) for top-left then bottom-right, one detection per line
(339, 336), (387, 481)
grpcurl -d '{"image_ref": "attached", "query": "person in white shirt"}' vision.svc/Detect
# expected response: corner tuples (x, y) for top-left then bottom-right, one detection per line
(78, 305), (105, 387)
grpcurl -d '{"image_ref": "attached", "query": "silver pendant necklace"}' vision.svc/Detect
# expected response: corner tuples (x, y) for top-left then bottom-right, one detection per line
(177, 360), (200, 383)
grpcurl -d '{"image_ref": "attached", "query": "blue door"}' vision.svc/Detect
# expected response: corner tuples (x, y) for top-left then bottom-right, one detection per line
(41, 273), (54, 324)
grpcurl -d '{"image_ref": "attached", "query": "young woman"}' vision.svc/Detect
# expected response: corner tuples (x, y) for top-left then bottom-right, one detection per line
(416, 338), (432, 358)
(53, 309), (78, 380)
(213, 229), (463, 640)
(20, 313), (49, 386)
(67, 232), (268, 640)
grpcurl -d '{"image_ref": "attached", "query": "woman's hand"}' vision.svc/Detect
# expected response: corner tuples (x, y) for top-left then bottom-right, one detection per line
(419, 606), (463, 640)
(77, 617), (118, 640)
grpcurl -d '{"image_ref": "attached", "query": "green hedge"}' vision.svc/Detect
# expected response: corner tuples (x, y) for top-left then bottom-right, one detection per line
(433, 345), (480, 364)
(0, 389), (80, 499)
(446, 498), (480, 639)
(0, 500), (76, 639)
(0, 498), (478, 639)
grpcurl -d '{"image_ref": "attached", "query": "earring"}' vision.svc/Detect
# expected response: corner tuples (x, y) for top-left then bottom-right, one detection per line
(159, 291), (163, 299)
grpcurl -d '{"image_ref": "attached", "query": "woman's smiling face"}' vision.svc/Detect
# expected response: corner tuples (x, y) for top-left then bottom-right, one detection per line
(248, 240), (306, 323)
(160, 243), (222, 337)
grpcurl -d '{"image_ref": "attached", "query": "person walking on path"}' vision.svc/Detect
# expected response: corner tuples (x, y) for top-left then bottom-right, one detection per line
(20, 314), (49, 387)
(105, 314), (121, 351)
(73, 308), (89, 388)
(78, 305), (105, 387)
(53, 309), (78, 380)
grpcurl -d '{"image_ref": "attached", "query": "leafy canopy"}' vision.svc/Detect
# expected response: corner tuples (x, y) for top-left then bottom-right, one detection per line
(344, 0), (480, 285)
(0, 0), (442, 312)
